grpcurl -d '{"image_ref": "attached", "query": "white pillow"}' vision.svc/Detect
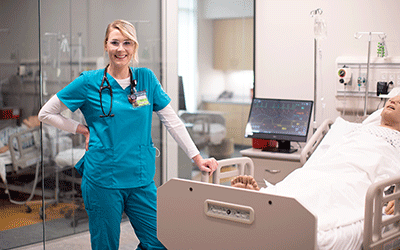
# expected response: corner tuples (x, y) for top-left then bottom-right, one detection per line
(362, 108), (383, 126)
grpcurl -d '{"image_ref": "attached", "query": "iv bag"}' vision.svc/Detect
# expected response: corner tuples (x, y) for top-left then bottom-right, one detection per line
(314, 16), (327, 40)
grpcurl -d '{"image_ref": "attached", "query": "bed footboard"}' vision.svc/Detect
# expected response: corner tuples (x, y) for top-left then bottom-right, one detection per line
(364, 175), (400, 250)
(158, 178), (317, 249)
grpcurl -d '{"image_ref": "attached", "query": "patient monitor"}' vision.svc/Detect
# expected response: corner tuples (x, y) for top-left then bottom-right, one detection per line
(245, 98), (313, 153)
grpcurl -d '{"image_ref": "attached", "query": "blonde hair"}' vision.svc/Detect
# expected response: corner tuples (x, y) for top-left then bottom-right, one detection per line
(104, 20), (139, 64)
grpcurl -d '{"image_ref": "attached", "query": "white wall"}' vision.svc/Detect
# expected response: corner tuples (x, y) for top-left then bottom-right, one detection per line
(255, 0), (400, 126)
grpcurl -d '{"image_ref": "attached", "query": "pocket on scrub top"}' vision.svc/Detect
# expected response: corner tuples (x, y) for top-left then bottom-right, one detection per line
(139, 145), (156, 180)
(85, 147), (115, 181)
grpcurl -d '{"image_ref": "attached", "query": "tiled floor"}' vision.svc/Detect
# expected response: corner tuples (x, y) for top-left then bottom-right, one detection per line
(13, 221), (139, 250)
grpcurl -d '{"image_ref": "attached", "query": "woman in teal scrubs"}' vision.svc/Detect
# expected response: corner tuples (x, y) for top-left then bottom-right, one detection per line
(39, 20), (218, 250)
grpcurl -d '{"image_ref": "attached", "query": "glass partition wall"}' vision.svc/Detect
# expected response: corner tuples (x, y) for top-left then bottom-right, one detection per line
(177, 0), (254, 182)
(0, 0), (163, 248)
(0, 1), (44, 248)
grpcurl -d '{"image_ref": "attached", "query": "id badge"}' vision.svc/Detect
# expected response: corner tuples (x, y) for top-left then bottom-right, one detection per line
(129, 90), (150, 108)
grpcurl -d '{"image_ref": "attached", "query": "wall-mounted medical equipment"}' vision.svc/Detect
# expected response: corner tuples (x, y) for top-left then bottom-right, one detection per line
(335, 56), (400, 115)
(337, 66), (352, 85)
(376, 81), (394, 96)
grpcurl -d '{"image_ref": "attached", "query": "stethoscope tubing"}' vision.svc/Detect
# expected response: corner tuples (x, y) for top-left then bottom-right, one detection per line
(99, 65), (137, 117)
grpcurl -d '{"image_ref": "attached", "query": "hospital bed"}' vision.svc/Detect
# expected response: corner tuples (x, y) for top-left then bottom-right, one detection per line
(0, 124), (85, 218)
(0, 126), (53, 198)
(158, 112), (400, 249)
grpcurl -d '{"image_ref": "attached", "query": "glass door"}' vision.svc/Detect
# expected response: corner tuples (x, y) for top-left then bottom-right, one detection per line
(0, 0), (163, 248)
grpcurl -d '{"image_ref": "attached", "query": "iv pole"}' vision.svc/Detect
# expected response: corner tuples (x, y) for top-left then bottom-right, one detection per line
(354, 31), (387, 116)
(310, 8), (325, 132)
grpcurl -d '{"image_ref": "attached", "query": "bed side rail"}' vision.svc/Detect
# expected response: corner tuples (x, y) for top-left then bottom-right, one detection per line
(300, 119), (333, 165)
(364, 175), (400, 250)
(201, 157), (254, 184)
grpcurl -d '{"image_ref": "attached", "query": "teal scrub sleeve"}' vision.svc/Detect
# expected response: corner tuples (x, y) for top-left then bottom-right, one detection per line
(57, 72), (89, 112)
(141, 68), (170, 111)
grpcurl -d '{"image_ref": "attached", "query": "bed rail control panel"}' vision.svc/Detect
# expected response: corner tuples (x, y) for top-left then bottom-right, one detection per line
(204, 199), (254, 224)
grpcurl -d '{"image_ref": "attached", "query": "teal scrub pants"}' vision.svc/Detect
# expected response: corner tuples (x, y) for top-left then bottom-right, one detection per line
(81, 177), (166, 250)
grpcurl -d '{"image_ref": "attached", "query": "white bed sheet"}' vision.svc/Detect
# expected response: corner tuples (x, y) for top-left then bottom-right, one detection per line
(261, 114), (400, 250)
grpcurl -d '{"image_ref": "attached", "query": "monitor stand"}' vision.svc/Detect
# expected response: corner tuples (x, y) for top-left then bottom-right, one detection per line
(261, 140), (298, 153)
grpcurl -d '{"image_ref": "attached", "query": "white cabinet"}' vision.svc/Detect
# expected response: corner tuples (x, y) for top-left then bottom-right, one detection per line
(240, 148), (303, 187)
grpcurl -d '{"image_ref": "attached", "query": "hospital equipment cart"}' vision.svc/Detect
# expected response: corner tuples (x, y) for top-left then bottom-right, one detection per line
(240, 147), (303, 187)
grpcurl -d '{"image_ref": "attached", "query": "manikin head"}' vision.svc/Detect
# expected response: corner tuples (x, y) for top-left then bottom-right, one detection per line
(380, 95), (400, 132)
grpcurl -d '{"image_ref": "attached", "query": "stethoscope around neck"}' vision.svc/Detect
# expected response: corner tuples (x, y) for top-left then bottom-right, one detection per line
(99, 64), (137, 117)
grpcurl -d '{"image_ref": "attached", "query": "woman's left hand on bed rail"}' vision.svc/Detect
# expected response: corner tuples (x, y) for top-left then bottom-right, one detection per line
(192, 154), (218, 175)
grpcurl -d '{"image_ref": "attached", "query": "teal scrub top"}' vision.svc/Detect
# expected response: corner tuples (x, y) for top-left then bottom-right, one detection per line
(57, 67), (171, 189)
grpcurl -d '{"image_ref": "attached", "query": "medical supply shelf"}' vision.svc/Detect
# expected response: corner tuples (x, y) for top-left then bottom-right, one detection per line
(240, 147), (303, 187)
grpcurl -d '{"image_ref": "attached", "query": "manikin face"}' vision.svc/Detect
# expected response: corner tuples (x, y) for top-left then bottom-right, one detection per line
(381, 95), (400, 127)
(105, 28), (135, 69)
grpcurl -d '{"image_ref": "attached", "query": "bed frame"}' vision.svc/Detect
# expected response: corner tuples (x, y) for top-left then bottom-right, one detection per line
(158, 119), (400, 249)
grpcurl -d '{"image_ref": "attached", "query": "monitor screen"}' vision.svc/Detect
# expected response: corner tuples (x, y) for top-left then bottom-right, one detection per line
(245, 98), (313, 153)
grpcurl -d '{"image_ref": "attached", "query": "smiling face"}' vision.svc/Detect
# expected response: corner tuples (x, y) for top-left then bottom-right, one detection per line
(381, 95), (400, 131)
(105, 28), (135, 69)
(104, 20), (139, 70)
